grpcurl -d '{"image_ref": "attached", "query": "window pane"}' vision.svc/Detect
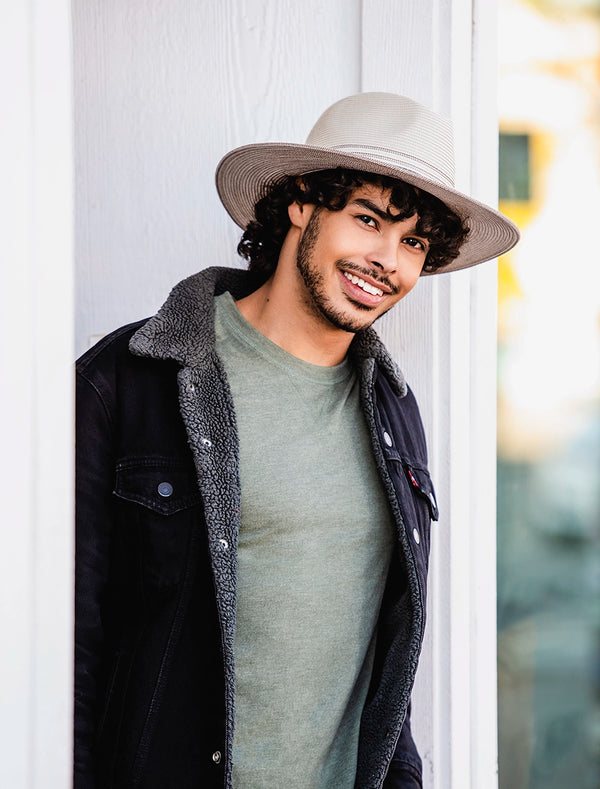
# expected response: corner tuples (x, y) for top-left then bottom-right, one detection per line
(499, 133), (530, 201)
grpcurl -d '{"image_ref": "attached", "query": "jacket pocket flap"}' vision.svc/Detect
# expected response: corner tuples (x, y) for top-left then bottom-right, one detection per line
(113, 458), (202, 515)
(402, 461), (439, 521)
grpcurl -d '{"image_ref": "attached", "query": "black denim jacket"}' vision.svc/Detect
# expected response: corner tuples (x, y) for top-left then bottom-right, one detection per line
(75, 267), (437, 789)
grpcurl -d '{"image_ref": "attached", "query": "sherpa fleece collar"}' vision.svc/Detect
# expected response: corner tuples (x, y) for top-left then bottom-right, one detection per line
(129, 266), (407, 397)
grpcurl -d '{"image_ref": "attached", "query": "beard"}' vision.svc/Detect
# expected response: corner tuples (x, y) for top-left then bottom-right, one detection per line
(295, 209), (396, 333)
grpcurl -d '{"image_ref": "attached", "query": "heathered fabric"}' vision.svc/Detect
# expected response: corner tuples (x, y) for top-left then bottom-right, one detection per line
(214, 292), (394, 788)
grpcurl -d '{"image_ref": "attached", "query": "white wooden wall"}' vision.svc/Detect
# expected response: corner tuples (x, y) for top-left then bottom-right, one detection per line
(1, 1), (74, 786)
(0, 0), (500, 785)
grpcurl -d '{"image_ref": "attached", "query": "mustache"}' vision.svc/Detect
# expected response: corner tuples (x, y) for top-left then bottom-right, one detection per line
(336, 260), (399, 295)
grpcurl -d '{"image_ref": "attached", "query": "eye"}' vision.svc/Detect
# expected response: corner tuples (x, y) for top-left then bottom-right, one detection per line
(356, 214), (378, 228)
(403, 237), (429, 253)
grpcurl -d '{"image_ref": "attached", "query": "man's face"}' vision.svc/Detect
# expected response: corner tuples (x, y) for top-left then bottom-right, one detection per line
(293, 184), (429, 334)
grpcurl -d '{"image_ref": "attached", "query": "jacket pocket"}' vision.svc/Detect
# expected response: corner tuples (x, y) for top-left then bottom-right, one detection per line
(381, 448), (437, 579)
(401, 460), (439, 522)
(113, 456), (203, 590)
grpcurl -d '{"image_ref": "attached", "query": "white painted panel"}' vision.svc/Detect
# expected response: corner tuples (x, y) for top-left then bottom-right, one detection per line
(469, 1), (501, 786)
(0, 4), (34, 781)
(363, 2), (454, 784)
(73, 0), (361, 354)
(361, 0), (445, 108)
(0, 0), (74, 786)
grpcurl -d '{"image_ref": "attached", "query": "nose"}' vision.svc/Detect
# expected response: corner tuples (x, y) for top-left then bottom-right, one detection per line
(365, 233), (398, 274)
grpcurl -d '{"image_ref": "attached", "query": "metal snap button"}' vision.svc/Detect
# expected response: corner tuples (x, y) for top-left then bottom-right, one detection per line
(212, 750), (221, 764)
(413, 528), (420, 545)
(383, 430), (393, 447)
(157, 481), (173, 498)
(218, 538), (228, 550)
(201, 437), (212, 448)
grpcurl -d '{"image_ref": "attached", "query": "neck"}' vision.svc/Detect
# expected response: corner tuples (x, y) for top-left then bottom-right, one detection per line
(236, 230), (355, 367)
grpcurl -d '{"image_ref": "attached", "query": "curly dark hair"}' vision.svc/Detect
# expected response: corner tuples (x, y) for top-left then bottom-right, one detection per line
(237, 168), (469, 276)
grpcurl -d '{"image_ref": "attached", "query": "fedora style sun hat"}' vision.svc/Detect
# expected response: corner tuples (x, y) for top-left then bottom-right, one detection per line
(216, 92), (519, 275)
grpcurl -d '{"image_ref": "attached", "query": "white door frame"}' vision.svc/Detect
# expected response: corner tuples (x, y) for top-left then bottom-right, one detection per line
(0, 1), (74, 786)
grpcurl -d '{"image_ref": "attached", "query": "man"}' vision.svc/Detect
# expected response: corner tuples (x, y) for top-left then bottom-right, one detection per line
(75, 92), (518, 789)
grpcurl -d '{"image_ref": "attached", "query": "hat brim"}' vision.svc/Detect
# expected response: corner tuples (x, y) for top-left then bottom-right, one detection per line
(215, 142), (520, 275)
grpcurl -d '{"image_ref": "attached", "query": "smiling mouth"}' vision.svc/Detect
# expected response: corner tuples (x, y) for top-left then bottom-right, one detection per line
(342, 271), (385, 297)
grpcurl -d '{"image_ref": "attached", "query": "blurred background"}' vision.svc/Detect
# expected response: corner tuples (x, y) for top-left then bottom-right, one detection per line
(496, 1), (600, 786)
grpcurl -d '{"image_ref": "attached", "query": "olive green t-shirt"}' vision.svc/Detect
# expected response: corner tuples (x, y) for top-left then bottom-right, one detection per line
(214, 292), (394, 789)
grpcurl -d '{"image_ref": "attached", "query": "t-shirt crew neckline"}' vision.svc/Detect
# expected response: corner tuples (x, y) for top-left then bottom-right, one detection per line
(215, 290), (353, 385)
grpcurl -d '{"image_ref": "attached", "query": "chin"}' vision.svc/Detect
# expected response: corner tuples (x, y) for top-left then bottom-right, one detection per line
(317, 300), (380, 334)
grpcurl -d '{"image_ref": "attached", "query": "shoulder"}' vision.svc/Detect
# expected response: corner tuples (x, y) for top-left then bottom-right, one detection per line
(76, 320), (148, 376)
(75, 319), (180, 417)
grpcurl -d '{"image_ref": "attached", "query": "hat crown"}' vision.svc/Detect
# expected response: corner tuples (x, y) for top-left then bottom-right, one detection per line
(305, 92), (456, 188)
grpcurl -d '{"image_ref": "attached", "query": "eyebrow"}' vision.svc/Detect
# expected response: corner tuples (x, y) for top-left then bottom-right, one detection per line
(351, 198), (393, 222)
(351, 198), (421, 233)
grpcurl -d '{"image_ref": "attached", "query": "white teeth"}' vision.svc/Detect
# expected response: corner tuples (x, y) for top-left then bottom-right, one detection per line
(343, 271), (384, 296)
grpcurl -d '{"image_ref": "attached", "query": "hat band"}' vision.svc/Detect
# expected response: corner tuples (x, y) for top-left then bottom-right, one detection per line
(330, 145), (455, 188)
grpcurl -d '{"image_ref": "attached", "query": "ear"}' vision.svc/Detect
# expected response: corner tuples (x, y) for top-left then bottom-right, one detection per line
(288, 200), (314, 230)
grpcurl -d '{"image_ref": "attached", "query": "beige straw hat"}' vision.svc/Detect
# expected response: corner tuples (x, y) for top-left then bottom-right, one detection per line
(216, 92), (519, 274)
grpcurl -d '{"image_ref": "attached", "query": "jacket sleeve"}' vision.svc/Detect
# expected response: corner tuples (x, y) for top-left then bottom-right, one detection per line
(74, 369), (116, 788)
(383, 704), (423, 788)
